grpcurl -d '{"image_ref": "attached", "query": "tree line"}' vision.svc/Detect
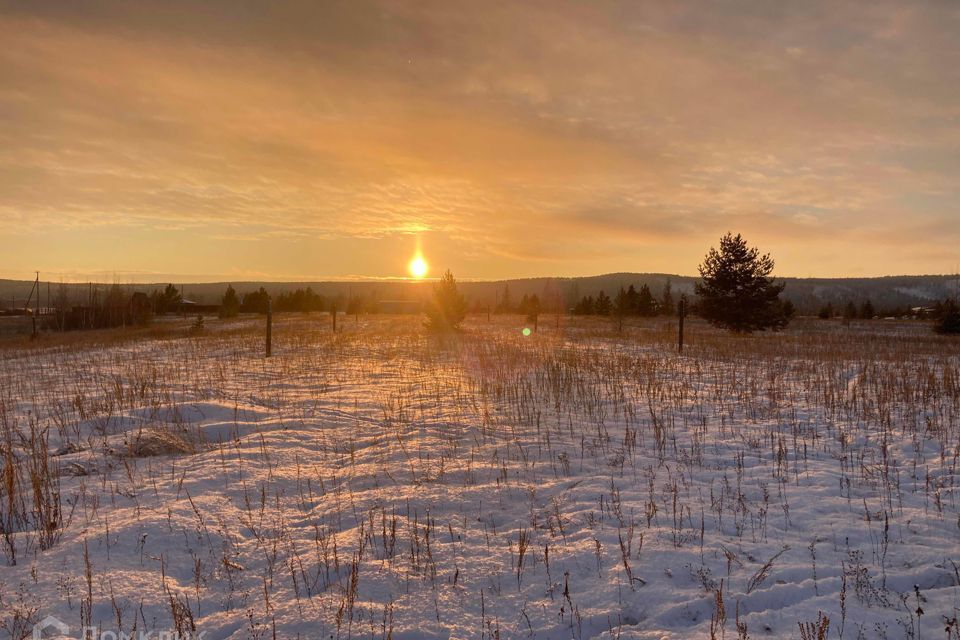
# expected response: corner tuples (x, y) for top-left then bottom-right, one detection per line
(218, 285), (377, 318)
(817, 299), (954, 321)
(572, 282), (677, 317)
(425, 233), (958, 335)
(23, 233), (960, 337)
(564, 233), (795, 333)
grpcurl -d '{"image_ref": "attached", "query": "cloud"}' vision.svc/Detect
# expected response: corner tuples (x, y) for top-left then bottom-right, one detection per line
(0, 0), (958, 278)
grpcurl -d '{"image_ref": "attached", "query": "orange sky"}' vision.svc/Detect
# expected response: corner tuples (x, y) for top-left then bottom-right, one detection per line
(1, 1), (959, 281)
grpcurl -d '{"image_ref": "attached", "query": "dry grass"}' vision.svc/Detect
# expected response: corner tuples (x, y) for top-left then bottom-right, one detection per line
(0, 312), (957, 638)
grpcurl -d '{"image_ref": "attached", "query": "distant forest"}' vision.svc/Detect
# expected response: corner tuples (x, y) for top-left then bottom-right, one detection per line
(1, 272), (958, 322)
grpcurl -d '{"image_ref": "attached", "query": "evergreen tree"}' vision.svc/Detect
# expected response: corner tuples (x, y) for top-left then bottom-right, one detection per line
(660, 280), (675, 316)
(519, 294), (541, 318)
(859, 299), (876, 320)
(130, 292), (152, 326)
(220, 285), (240, 318)
(152, 283), (182, 314)
(574, 295), (595, 315)
(274, 287), (325, 312)
(163, 283), (181, 305)
(637, 284), (657, 317)
(425, 270), (467, 332)
(522, 294), (541, 330)
(595, 290), (612, 316)
(496, 284), (513, 314)
(241, 287), (270, 314)
(626, 285), (640, 315)
(614, 287), (630, 332)
(104, 283), (126, 324)
(843, 301), (857, 321)
(519, 294), (530, 314)
(817, 303), (834, 319)
(695, 232), (790, 332)
(781, 299), (796, 322)
(933, 299), (960, 335)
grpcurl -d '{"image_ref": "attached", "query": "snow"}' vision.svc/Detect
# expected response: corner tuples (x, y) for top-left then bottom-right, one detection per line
(1, 315), (958, 640)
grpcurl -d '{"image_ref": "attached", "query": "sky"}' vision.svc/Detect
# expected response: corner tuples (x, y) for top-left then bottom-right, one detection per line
(1, 1), (959, 282)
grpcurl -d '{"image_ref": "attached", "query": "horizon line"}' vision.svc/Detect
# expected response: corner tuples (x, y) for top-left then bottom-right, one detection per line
(2, 271), (959, 286)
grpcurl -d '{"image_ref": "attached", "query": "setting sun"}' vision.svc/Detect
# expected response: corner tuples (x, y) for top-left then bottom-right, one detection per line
(408, 253), (428, 279)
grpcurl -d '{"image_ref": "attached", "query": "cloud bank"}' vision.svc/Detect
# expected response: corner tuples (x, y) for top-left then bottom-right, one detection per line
(1, 1), (958, 279)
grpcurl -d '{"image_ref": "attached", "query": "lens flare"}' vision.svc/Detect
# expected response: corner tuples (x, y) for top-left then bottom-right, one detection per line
(408, 253), (428, 278)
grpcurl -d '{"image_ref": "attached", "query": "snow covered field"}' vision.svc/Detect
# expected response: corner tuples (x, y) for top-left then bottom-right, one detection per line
(1, 315), (958, 640)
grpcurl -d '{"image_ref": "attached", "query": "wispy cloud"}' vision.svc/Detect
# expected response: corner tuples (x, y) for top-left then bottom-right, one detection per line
(1, 1), (958, 278)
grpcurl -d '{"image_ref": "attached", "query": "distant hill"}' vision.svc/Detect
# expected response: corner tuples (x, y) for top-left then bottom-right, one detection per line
(1, 273), (958, 314)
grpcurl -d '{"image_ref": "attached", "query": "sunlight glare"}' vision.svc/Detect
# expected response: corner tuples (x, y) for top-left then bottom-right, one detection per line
(408, 253), (428, 278)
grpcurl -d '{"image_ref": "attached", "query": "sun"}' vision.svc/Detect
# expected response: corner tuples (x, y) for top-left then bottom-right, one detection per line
(408, 253), (428, 279)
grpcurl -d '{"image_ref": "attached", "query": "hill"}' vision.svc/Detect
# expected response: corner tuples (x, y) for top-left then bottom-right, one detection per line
(1, 273), (957, 314)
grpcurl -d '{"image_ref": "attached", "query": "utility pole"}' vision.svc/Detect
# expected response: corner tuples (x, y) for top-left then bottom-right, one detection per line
(24, 271), (40, 339)
(34, 271), (39, 338)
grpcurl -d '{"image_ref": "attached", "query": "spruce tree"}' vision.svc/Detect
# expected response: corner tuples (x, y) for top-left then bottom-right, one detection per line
(523, 294), (542, 330)
(574, 295), (595, 315)
(934, 300), (960, 335)
(660, 280), (675, 316)
(241, 287), (270, 314)
(152, 283), (182, 315)
(695, 232), (790, 332)
(637, 284), (657, 317)
(781, 299), (796, 322)
(595, 290), (612, 315)
(425, 270), (467, 332)
(626, 285), (640, 315)
(614, 287), (630, 331)
(496, 285), (513, 314)
(843, 301), (857, 321)
(220, 285), (240, 318)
